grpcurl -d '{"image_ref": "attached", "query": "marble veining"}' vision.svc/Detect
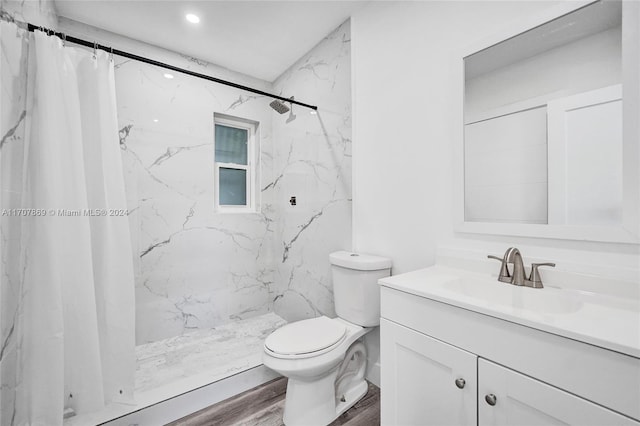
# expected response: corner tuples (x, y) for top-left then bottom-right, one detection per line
(0, 110), (25, 149)
(282, 201), (332, 264)
(115, 50), (278, 343)
(226, 94), (266, 111)
(270, 20), (352, 322)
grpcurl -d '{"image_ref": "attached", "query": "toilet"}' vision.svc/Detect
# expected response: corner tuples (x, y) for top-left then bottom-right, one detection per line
(263, 251), (392, 426)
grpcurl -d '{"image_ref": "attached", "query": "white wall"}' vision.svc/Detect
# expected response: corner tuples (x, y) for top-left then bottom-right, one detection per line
(351, 1), (639, 277)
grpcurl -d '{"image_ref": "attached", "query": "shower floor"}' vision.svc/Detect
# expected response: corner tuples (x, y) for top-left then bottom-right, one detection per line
(64, 312), (286, 425)
(135, 312), (286, 395)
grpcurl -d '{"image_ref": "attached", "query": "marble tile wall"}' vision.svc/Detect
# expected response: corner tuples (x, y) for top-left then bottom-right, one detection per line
(270, 21), (352, 321)
(115, 19), (352, 340)
(114, 56), (278, 344)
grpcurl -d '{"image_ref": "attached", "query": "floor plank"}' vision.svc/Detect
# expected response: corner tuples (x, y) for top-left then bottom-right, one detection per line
(169, 377), (380, 426)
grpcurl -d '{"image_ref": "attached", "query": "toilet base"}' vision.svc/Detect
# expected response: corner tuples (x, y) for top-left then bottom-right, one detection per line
(283, 370), (340, 426)
(282, 341), (369, 426)
(282, 374), (369, 426)
(335, 379), (368, 419)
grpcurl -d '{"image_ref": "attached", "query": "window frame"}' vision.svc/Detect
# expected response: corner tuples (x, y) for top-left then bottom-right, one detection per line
(213, 114), (258, 213)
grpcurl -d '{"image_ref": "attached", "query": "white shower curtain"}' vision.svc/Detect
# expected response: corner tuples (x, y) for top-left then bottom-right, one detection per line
(13, 29), (135, 425)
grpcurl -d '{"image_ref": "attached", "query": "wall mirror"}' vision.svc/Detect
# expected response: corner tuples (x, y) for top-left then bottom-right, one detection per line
(455, 0), (640, 243)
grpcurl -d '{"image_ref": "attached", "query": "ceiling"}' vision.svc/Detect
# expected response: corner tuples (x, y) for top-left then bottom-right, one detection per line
(54, 0), (366, 82)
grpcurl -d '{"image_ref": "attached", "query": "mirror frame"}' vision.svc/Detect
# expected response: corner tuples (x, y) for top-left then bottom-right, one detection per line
(454, 0), (640, 244)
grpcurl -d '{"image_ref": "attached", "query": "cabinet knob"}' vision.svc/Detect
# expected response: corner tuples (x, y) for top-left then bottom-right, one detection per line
(485, 394), (497, 406)
(455, 378), (466, 389)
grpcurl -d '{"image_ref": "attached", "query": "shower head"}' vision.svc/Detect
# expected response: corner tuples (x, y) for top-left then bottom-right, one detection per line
(269, 99), (290, 114)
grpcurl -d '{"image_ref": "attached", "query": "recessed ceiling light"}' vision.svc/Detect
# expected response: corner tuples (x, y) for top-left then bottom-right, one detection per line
(153, 119), (159, 123)
(163, 73), (174, 79)
(185, 13), (200, 24)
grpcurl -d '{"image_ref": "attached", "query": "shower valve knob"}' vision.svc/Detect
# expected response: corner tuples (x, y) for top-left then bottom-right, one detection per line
(485, 394), (497, 406)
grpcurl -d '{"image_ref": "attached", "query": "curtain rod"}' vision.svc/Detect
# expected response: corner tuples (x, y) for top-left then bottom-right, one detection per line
(26, 23), (318, 111)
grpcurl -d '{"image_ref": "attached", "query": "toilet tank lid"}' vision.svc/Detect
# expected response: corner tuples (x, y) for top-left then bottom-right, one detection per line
(330, 251), (392, 271)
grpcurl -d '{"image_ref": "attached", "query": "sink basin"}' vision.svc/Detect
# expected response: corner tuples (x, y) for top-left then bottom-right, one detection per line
(444, 278), (584, 314)
(379, 264), (640, 359)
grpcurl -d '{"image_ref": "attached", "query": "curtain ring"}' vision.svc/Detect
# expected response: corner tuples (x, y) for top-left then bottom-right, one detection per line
(109, 46), (114, 63)
(62, 33), (66, 46)
(93, 41), (98, 59)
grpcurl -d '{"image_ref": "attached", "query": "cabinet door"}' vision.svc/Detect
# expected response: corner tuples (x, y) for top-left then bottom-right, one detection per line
(478, 359), (640, 426)
(381, 318), (477, 426)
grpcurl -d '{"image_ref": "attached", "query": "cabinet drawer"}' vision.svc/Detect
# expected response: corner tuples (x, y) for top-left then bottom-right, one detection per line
(381, 286), (640, 420)
(478, 359), (640, 426)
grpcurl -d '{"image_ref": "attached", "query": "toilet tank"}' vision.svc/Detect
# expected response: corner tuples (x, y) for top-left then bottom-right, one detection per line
(329, 251), (392, 327)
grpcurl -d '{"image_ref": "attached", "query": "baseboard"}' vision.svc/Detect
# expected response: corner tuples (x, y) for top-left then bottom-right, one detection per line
(366, 361), (381, 388)
(104, 366), (280, 426)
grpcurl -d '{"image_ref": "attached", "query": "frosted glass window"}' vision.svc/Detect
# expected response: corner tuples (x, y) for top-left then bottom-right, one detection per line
(215, 125), (248, 165)
(219, 168), (247, 206)
(214, 115), (257, 212)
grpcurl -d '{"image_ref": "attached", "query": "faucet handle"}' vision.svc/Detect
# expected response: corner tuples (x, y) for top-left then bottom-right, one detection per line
(488, 255), (511, 283)
(528, 263), (556, 288)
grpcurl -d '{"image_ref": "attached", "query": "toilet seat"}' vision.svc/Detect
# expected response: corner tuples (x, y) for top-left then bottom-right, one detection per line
(265, 316), (347, 359)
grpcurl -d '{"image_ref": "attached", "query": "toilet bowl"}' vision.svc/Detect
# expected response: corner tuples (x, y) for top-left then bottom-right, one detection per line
(263, 251), (392, 426)
(263, 317), (371, 426)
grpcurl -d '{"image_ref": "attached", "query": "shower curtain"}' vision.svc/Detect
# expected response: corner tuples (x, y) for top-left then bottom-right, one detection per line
(1, 24), (135, 425)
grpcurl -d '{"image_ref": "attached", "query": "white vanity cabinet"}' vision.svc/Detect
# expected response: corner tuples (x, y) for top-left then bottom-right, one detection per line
(379, 270), (640, 426)
(381, 312), (640, 426)
(380, 318), (477, 426)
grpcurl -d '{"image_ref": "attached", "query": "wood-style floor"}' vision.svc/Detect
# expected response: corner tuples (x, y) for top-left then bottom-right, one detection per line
(168, 377), (380, 426)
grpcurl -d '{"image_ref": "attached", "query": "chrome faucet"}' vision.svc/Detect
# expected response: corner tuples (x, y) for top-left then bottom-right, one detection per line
(504, 247), (526, 286)
(488, 247), (555, 288)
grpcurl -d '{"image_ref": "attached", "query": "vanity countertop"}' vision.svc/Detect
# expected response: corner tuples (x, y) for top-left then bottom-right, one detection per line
(380, 265), (640, 359)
